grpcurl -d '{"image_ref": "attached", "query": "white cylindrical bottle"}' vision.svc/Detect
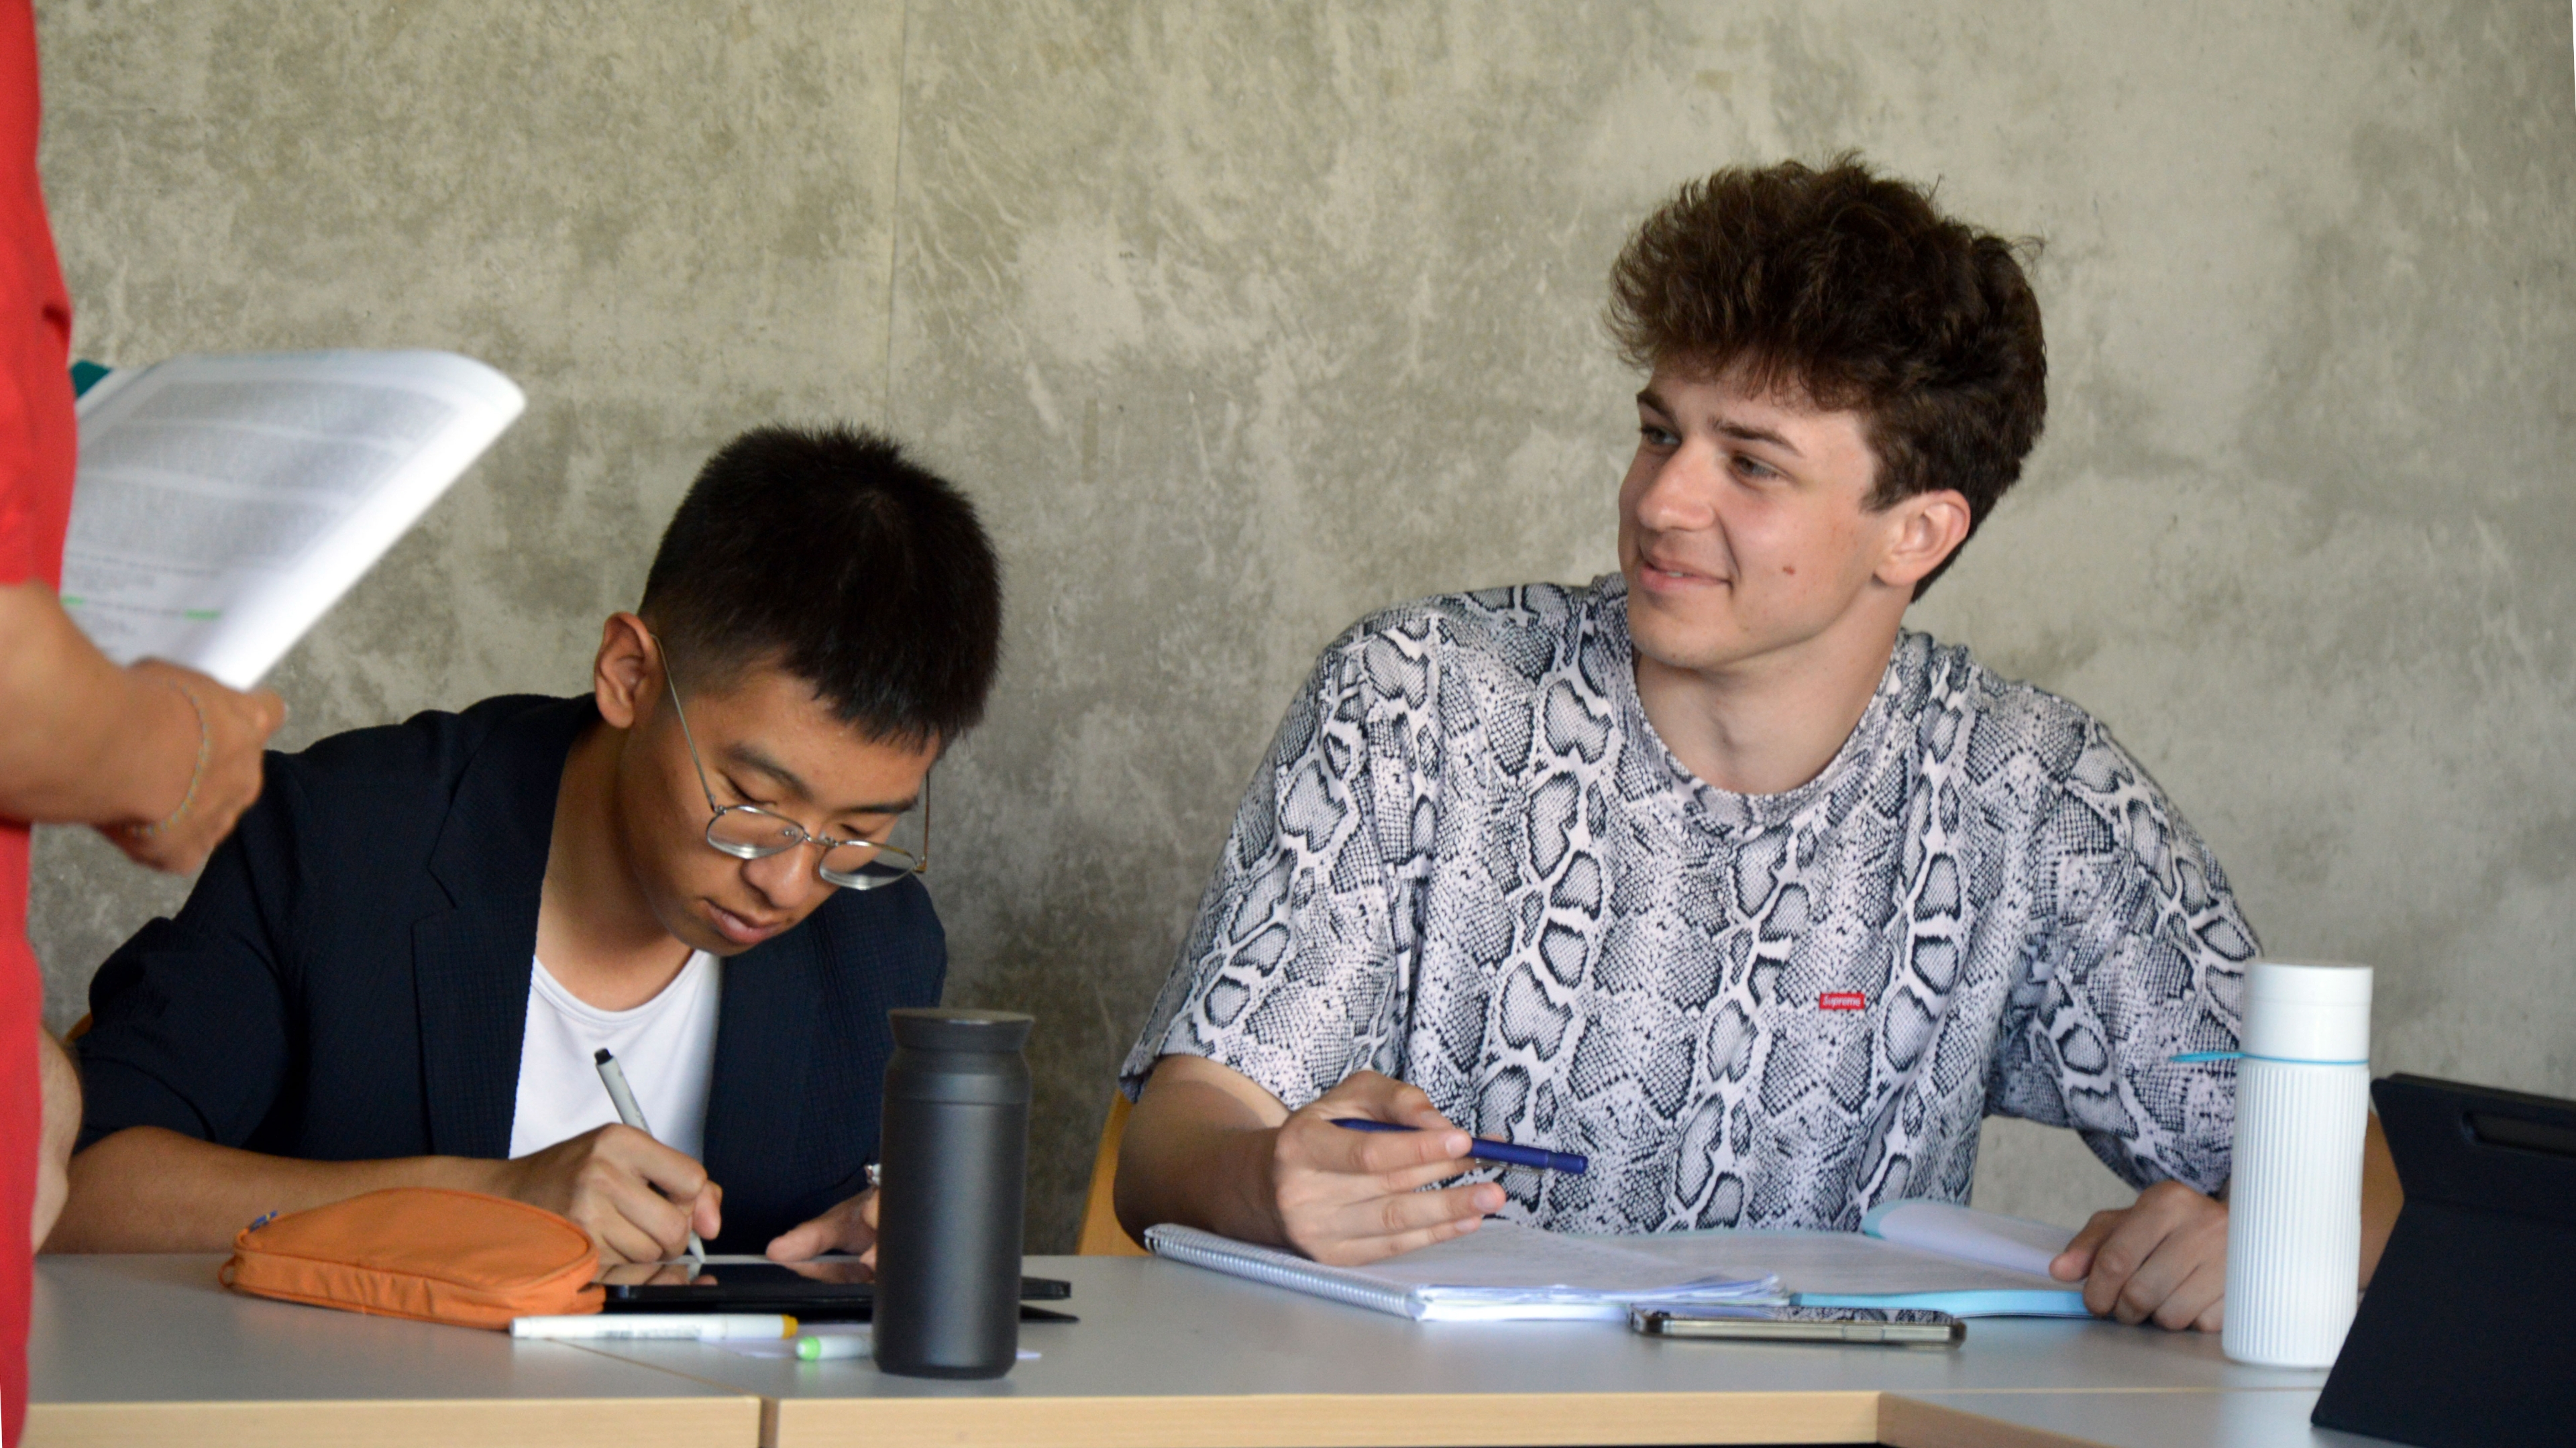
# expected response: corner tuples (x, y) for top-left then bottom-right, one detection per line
(2221, 960), (2373, 1368)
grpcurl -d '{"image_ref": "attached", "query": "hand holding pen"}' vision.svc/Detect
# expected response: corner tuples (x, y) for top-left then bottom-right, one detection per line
(1330, 1119), (1587, 1174)
(487, 1113), (720, 1268)
(596, 1048), (706, 1262)
(1264, 1069), (1510, 1269)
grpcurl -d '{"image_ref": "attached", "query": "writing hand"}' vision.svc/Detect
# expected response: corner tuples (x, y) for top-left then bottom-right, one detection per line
(494, 1123), (722, 1266)
(1269, 1070), (1500, 1268)
(2050, 1180), (2229, 1332)
(764, 1187), (879, 1270)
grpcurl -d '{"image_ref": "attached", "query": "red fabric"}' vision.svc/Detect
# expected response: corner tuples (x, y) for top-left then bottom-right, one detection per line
(0, 1), (76, 1440)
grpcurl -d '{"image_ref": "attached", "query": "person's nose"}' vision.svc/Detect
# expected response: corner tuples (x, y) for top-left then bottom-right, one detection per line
(741, 844), (826, 914)
(1632, 443), (1720, 534)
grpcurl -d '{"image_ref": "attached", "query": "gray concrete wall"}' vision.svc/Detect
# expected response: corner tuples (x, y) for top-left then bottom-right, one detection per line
(29, 1), (2576, 1249)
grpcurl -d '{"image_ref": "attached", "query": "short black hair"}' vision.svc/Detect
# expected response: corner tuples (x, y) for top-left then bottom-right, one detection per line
(640, 425), (1002, 748)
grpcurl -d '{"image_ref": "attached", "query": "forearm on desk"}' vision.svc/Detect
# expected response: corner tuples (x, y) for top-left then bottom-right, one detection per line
(48, 1125), (500, 1253)
(1115, 1059), (1291, 1247)
(0, 580), (196, 824)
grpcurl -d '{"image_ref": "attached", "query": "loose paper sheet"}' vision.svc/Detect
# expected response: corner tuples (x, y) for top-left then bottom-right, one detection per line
(1361, 1220), (1762, 1295)
(1615, 1228), (2074, 1296)
(1865, 1200), (2073, 1278)
(62, 350), (524, 688)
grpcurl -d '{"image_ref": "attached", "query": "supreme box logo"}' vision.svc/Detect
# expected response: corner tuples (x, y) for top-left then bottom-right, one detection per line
(1818, 991), (1867, 1011)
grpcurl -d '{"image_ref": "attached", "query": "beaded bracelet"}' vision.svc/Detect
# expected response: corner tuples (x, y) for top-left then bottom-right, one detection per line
(131, 682), (211, 840)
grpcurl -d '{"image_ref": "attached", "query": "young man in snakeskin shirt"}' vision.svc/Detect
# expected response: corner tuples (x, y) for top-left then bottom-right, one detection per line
(1114, 159), (2399, 1333)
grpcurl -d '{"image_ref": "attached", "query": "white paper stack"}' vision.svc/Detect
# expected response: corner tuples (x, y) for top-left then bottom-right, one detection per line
(63, 349), (525, 688)
(1148, 1201), (2096, 1323)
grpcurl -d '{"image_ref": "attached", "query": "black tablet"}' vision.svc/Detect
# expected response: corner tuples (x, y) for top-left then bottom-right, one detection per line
(600, 1263), (1075, 1323)
(2312, 1074), (2576, 1447)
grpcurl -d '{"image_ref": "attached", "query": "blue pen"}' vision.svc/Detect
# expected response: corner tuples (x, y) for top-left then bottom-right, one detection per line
(1332, 1118), (1589, 1174)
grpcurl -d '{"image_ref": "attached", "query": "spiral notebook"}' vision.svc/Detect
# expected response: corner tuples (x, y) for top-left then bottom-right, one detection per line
(1142, 1221), (1778, 1322)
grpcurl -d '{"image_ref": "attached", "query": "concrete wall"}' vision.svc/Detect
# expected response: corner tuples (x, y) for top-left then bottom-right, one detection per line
(29, 0), (2576, 1249)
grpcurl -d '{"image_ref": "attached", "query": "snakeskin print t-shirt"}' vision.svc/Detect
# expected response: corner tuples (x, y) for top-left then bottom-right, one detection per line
(1123, 575), (2257, 1235)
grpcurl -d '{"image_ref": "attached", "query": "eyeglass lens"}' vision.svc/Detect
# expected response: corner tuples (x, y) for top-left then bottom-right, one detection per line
(706, 805), (918, 888)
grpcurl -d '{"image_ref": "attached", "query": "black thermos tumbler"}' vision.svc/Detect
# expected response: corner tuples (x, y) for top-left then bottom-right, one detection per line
(871, 1007), (1034, 1380)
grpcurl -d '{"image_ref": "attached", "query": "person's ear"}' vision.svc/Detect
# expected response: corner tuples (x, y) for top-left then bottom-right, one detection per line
(1874, 490), (1972, 592)
(593, 613), (659, 730)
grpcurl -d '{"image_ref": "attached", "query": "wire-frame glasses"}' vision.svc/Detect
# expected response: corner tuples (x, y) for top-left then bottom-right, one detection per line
(661, 652), (928, 891)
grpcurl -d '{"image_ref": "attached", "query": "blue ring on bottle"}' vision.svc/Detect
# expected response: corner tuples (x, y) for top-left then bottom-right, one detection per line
(2167, 1050), (2369, 1066)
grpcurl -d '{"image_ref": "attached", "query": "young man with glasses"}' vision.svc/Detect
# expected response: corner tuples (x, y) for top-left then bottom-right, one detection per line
(52, 425), (1001, 1266)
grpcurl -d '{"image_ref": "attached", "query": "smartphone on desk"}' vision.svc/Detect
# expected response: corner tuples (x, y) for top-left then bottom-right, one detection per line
(599, 1262), (1076, 1323)
(1631, 1304), (1962, 1347)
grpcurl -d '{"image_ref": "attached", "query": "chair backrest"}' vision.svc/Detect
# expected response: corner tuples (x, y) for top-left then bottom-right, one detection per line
(1075, 1093), (1148, 1256)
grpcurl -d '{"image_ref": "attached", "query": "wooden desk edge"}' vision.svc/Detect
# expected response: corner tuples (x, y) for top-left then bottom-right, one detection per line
(23, 1395), (763, 1448)
(1878, 1392), (2114, 1448)
(19, 1383), (2313, 1448)
(770, 1389), (1884, 1447)
(762, 1385), (2320, 1448)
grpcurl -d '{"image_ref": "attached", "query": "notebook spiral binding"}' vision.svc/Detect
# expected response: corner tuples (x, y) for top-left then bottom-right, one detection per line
(1142, 1225), (1421, 1319)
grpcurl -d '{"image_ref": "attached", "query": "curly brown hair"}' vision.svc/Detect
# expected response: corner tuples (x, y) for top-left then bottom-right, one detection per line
(1607, 156), (2046, 593)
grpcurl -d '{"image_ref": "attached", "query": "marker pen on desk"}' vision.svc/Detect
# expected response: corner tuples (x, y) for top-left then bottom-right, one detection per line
(594, 1048), (706, 1262)
(1331, 1119), (1589, 1174)
(791, 1333), (1038, 1363)
(513, 1313), (797, 1341)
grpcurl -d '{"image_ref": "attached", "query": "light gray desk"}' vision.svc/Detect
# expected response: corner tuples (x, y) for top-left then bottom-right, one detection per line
(572, 1256), (2346, 1448)
(24, 1255), (761, 1447)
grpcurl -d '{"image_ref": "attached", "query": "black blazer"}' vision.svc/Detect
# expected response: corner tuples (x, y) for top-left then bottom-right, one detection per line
(74, 694), (946, 1251)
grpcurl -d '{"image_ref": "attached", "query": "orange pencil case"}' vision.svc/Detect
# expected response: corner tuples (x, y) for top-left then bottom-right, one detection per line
(220, 1187), (604, 1329)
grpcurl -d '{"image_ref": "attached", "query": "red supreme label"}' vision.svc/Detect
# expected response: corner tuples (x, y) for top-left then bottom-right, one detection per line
(1818, 991), (1867, 1011)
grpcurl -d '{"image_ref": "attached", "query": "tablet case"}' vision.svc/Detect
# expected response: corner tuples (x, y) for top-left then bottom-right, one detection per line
(2311, 1074), (2576, 1446)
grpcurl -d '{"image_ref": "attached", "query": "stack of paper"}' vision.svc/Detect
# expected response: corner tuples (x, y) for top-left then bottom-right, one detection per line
(1148, 1201), (2088, 1323)
(63, 349), (525, 689)
(1144, 1222), (1778, 1322)
(1862, 1200), (2074, 1277)
(1568, 1201), (2084, 1319)
(1618, 1228), (2087, 1319)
